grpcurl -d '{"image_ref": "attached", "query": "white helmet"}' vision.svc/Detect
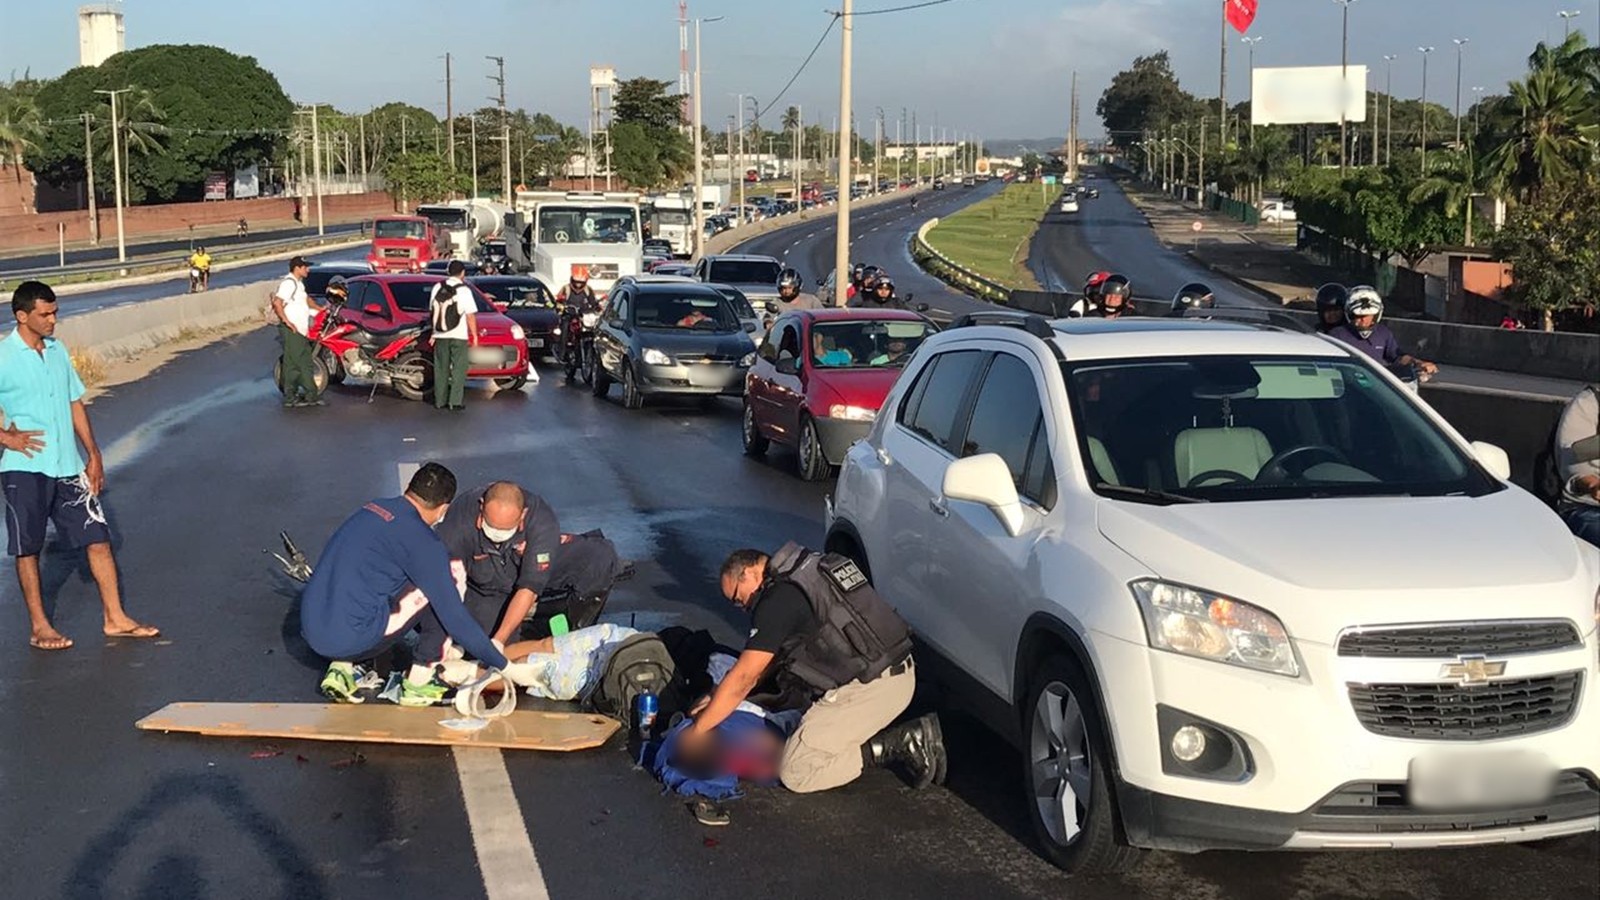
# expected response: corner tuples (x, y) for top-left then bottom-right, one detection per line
(1344, 285), (1384, 338)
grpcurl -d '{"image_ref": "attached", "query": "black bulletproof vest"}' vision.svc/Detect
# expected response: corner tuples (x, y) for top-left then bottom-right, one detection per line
(765, 542), (913, 694)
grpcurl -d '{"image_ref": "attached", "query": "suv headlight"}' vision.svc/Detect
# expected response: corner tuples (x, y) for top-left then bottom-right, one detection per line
(1131, 580), (1300, 678)
(642, 347), (673, 366)
(829, 404), (877, 421)
(739, 352), (756, 367)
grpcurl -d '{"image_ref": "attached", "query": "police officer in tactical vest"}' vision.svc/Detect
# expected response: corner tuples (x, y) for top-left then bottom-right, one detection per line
(679, 543), (947, 792)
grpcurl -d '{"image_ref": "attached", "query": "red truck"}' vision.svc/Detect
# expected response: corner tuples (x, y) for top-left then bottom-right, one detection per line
(367, 216), (446, 274)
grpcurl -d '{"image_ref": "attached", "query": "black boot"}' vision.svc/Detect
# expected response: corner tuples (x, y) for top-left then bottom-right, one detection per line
(864, 713), (948, 789)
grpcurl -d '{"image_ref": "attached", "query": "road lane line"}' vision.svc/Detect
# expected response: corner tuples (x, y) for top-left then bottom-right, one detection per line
(395, 462), (550, 900)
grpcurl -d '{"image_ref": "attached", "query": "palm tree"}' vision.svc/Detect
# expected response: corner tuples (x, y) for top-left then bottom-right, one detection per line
(1483, 61), (1596, 202)
(0, 87), (43, 185)
(1314, 134), (1340, 167)
(93, 87), (167, 203)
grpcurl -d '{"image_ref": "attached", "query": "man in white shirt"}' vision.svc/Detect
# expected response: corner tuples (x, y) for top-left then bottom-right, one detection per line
(271, 257), (322, 407)
(1555, 384), (1600, 548)
(430, 260), (476, 410)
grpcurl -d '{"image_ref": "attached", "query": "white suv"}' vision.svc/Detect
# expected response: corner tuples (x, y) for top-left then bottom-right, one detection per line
(825, 311), (1600, 874)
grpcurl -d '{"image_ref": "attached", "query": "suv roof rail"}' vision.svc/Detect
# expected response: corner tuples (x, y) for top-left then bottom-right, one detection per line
(948, 310), (1057, 339)
(1180, 306), (1313, 334)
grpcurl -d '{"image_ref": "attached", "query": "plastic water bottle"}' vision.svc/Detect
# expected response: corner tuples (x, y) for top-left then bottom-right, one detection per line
(636, 691), (658, 734)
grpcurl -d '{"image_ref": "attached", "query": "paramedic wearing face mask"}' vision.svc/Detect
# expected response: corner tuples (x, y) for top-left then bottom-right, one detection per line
(436, 481), (627, 647)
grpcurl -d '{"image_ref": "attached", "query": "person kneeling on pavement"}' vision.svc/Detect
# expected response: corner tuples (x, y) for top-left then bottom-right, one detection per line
(677, 544), (947, 793)
(299, 462), (521, 705)
(436, 481), (630, 646)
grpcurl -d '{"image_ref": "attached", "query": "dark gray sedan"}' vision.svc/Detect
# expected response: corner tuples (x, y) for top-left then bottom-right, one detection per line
(590, 281), (758, 410)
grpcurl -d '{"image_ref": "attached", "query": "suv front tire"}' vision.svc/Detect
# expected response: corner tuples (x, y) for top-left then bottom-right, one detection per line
(1022, 655), (1144, 876)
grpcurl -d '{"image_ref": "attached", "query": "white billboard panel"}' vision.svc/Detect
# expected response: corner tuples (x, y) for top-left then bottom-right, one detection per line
(1251, 65), (1368, 126)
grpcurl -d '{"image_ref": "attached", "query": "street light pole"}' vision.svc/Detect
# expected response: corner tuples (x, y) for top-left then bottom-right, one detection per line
(834, 0), (854, 306)
(1334, 0), (1358, 174)
(1242, 36), (1262, 148)
(1452, 38), (1468, 149)
(1383, 54), (1397, 165)
(692, 16), (723, 260)
(93, 88), (129, 262)
(1471, 86), (1485, 138)
(1418, 46), (1435, 176)
(1559, 9), (1580, 38)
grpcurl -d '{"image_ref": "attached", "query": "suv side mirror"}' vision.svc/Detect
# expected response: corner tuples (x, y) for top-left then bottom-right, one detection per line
(759, 342), (778, 362)
(1469, 441), (1512, 481)
(775, 355), (800, 376)
(943, 453), (1025, 536)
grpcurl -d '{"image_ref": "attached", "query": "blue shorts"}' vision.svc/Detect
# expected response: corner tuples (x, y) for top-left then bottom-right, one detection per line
(2, 471), (113, 557)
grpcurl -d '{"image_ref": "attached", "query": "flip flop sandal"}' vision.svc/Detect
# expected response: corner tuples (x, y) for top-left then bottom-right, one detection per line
(104, 626), (161, 639)
(690, 799), (731, 827)
(29, 635), (74, 651)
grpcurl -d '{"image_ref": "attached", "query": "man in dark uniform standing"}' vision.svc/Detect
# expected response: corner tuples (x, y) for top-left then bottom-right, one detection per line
(681, 544), (947, 793)
(436, 481), (629, 647)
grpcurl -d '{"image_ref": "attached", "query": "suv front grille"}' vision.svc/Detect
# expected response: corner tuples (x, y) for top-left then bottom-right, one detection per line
(1308, 772), (1600, 833)
(1338, 621), (1582, 658)
(1347, 672), (1583, 740)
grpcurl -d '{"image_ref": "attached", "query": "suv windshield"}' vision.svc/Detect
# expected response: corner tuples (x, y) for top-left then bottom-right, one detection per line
(374, 219), (425, 240)
(537, 206), (639, 244)
(712, 286), (756, 319)
(709, 259), (781, 285)
(1064, 356), (1498, 502)
(634, 293), (740, 332)
(812, 320), (937, 369)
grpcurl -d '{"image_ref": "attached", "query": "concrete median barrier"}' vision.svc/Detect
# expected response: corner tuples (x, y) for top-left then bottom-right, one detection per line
(56, 280), (272, 364)
(713, 189), (922, 256)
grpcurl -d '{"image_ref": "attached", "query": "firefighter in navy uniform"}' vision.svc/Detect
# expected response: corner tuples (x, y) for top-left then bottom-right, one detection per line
(681, 544), (947, 793)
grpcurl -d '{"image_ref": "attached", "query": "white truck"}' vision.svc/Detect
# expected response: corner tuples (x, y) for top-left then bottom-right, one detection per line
(415, 199), (508, 259)
(511, 190), (643, 297)
(646, 193), (695, 258)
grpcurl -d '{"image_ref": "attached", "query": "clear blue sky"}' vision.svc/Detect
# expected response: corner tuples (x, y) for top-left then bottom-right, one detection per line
(2, 0), (1594, 140)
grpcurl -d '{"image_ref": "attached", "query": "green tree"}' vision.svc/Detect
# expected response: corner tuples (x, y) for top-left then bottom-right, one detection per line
(28, 44), (293, 203)
(1493, 173), (1600, 329)
(614, 77), (684, 131)
(1096, 52), (1200, 146)
(0, 77), (44, 185)
(1482, 55), (1597, 202)
(610, 77), (691, 188)
(382, 151), (463, 204)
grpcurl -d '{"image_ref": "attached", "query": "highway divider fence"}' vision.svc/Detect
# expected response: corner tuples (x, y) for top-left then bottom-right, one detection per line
(909, 219), (1013, 305)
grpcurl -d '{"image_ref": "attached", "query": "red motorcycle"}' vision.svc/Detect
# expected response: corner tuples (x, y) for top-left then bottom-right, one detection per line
(272, 300), (433, 401)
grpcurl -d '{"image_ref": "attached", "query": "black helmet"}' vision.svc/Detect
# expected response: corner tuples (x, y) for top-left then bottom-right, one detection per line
(850, 262), (867, 285)
(1172, 282), (1215, 312)
(861, 266), (883, 290)
(873, 276), (896, 295)
(1314, 283), (1350, 313)
(778, 267), (803, 294)
(326, 276), (350, 301)
(1102, 274), (1131, 299)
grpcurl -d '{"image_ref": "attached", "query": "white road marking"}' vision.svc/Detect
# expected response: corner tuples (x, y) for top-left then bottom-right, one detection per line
(394, 462), (549, 900)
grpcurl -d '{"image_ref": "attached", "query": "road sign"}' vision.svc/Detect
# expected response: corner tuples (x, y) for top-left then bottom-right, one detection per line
(1191, 220), (1204, 233)
(1044, 176), (1058, 186)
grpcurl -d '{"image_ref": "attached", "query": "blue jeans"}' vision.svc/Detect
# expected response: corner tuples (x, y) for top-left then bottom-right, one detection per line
(1559, 504), (1600, 549)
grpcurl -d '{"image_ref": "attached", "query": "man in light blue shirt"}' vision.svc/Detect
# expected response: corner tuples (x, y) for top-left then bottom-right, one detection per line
(0, 281), (159, 651)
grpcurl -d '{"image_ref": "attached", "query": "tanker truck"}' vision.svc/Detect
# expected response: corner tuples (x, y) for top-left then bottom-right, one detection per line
(416, 199), (509, 260)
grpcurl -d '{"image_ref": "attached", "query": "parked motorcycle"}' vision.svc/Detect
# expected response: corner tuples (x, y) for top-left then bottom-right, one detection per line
(560, 295), (602, 386)
(272, 299), (434, 401)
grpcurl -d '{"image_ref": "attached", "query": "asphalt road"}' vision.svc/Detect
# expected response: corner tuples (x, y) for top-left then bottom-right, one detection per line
(1027, 174), (1583, 399)
(0, 302), (1594, 896)
(49, 245), (369, 317)
(0, 221), (367, 276)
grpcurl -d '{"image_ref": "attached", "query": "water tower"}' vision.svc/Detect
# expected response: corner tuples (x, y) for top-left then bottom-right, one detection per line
(78, 3), (125, 67)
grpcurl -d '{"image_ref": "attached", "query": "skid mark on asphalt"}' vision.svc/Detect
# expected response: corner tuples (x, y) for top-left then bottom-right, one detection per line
(100, 379), (278, 474)
(395, 461), (549, 900)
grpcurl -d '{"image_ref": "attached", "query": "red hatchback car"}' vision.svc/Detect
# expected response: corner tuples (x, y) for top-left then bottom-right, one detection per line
(338, 275), (533, 390)
(743, 308), (938, 480)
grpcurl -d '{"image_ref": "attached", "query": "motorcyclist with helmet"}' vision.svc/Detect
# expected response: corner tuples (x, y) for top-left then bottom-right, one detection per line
(1069, 270), (1112, 316)
(1168, 282), (1216, 316)
(849, 274), (910, 310)
(556, 265), (598, 308)
(556, 265), (603, 378)
(858, 266), (884, 299)
(1328, 285), (1437, 376)
(188, 246), (212, 292)
(1093, 274), (1135, 318)
(776, 267), (821, 312)
(1313, 283), (1350, 334)
(843, 263), (868, 304)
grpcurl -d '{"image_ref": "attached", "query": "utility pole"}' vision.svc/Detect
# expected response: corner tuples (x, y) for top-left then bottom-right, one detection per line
(834, 0), (854, 305)
(312, 106), (325, 235)
(895, 112), (903, 187)
(469, 114), (479, 198)
(488, 55), (510, 200)
(912, 111), (919, 184)
(794, 104), (804, 204)
(1068, 71), (1079, 184)
(1218, 0), (1229, 148)
(359, 113), (368, 180)
(82, 112), (99, 245)
(1335, 0), (1357, 174)
(1383, 54), (1396, 164)
(736, 93), (746, 221)
(1419, 46), (1435, 176)
(693, 16), (723, 259)
(1452, 38), (1468, 149)
(874, 107), (883, 194)
(93, 88), (129, 262)
(1198, 114), (1207, 207)
(1243, 36), (1262, 149)
(444, 53), (456, 177)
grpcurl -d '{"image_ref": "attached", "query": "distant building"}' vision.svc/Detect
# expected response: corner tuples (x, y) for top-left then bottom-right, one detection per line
(78, 3), (125, 67)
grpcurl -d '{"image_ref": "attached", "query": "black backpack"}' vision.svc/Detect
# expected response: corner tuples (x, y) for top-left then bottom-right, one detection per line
(583, 633), (676, 723)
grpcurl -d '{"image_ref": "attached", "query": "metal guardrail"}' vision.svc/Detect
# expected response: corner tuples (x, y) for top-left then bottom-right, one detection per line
(910, 219), (1013, 305)
(0, 223), (370, 281)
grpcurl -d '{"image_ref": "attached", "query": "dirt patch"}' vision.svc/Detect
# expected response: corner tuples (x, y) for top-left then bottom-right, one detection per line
(80, 319), (267, 403)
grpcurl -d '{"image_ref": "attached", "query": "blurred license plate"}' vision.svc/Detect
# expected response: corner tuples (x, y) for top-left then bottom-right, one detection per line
(469, 348), (505, 365)
(1409, 750), (1556, 810)
(527, 338), (544, 349)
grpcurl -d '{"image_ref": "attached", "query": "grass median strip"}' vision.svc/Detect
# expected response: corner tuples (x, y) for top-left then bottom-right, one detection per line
(924, 184), (1052, 291)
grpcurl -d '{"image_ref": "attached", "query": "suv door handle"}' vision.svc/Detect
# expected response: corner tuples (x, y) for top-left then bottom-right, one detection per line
(928, 497), (949, 518)
(875, 447), (893, 466)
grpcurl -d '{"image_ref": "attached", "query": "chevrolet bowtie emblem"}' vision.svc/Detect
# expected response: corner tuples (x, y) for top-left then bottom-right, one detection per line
(1440, 655), (1506, 685)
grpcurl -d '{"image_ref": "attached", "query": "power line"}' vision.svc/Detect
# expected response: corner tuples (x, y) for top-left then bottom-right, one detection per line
(754, 15), (839, 122)
(847, 0), (959, 16)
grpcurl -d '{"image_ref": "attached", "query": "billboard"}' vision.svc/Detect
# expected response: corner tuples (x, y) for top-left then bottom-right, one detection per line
(203, 172), (229, 201)
(232, 164), (260, 199)
(1251, 65), (1368, 126)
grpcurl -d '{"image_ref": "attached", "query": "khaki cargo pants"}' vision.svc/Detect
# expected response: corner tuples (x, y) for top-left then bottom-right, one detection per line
(779, 661), (915, 793)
